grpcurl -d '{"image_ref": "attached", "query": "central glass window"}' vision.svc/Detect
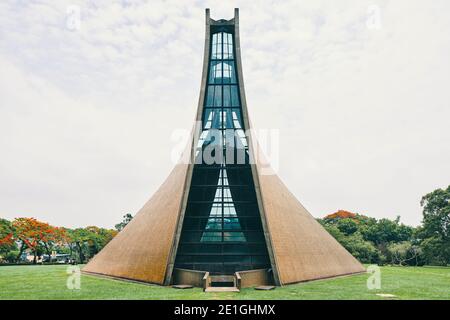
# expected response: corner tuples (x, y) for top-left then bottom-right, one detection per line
(174, 30), (271, 274)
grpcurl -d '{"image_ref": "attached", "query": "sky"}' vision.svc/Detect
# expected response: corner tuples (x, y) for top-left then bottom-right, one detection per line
(0, 0), (449, 229)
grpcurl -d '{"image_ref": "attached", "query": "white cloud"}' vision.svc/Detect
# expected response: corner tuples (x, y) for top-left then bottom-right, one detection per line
(0, 0), (449, 227)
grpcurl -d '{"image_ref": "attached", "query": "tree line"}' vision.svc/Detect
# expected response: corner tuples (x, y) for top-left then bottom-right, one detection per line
(1, 186), (449, 266)
(0, 214), (133, 264)
(318, 185), (450, 266)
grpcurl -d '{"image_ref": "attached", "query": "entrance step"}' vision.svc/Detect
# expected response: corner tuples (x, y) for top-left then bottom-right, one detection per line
(172, 284), (194, 289)
(203, 273), (240, 292)
(210, 275), (236, 287)
(205, 286), (240, 293)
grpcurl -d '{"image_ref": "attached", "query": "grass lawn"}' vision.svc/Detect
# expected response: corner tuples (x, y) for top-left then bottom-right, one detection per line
(0, 265), (449, 300)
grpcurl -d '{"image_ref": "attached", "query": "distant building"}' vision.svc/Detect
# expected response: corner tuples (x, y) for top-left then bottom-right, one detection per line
(42, 254), (71, 263)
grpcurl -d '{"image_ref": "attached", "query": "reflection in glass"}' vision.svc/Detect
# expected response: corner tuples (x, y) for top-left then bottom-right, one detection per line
(175, 30), (270, 274)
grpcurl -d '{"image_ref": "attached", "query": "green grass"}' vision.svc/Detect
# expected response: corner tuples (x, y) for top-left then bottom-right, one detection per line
(0, 265), (449, 300)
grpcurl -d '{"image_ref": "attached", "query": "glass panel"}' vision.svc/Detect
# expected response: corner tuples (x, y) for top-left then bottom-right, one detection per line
(223, 33), (233, 59)
(211, 32), (233, 60)
(202, 232), (222, 242)
(236, 129), (248, 148)
(211, 33), (223, 60)
(203, 109), (223, 130)
(205, 218), (222, 230)
(228, 33), (233, 59)
(223, 218), (241, 230)
(231, 109), (243, 129)
(213, 85), (222, 107)
(175, 29), (270, 274)
(212, 33), (218, 57)
(206, 85), (215, 106)
(208, 61), (221, 84)
(209, 62), (236, 84)
(223, 85), (231, 107)
(224, 232), (246, 242)
(222, 61), (236, 83)
(223, 34), (229, 59)
(221, 109), (234, 129)
(230, 85), (239, 106)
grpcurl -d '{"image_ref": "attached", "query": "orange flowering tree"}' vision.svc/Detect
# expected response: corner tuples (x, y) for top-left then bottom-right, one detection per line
(3, 217), (118, 264)
(41, 226), (69, 262)
(12, 218), (62, 264)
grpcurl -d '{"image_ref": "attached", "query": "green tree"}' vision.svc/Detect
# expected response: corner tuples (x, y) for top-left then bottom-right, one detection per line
(115, 213), (133, 231)
(360, 217), (413, 245)
(68, 227), (117, 263)
(420, 236), (450, 266)
(419, 185), (450, 265)
(0, 218), (17, 261)
(336, 218), (358, 236)
(421, 185), (450, 239)
(340, 232), (380, 264)
(386, 241), (421, 266)
(84, 226), (117, 257)
(320, 222), (379, 264)
(68, 228), (90, 263)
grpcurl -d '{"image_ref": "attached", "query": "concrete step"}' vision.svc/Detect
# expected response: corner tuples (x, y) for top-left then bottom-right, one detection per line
(205, 287), (240, 293)
(203, 273), (240, 293)
(209, 275), (236, 288)
(210, 275), (235, 282)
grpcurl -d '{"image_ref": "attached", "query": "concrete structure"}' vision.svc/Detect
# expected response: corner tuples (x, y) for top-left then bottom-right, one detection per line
(83, 8), (365, 288)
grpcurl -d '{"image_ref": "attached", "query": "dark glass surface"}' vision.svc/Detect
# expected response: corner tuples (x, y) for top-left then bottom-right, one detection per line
(174, 29), (271, 274)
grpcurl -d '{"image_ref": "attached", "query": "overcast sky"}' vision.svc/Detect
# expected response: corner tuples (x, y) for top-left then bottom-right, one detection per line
(1, 0), (449, 228)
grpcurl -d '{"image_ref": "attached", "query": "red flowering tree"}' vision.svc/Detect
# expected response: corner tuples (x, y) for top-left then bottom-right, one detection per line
(41, 226), (69, 262)
(12, 218), (58, 264)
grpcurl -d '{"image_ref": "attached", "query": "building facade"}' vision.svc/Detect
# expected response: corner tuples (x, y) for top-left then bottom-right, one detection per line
(83, 9), (365, 288)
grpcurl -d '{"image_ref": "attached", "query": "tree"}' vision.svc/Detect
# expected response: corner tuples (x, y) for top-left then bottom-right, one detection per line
(68, 228), (90, 263)
(341, 232), (380, 264)
(320, 211), (422, 265)
(115, 213), (133, 231)
(68, 227), (117, 263)
(420, 185), (450, 265)
(386, 241), (421, 266)
(0, 218), (17, 261)
(320, 222), (379, 264)
(336, 218), (358, 236)
(84, 226), (117, 257)
(12, 218), (55, 264)
(40, 227), (68, 262)
(320, 223), (345, 243)
(421, 185), (450, 240)
(420, 236), (450, 266)
(360, 217), (413, 245)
